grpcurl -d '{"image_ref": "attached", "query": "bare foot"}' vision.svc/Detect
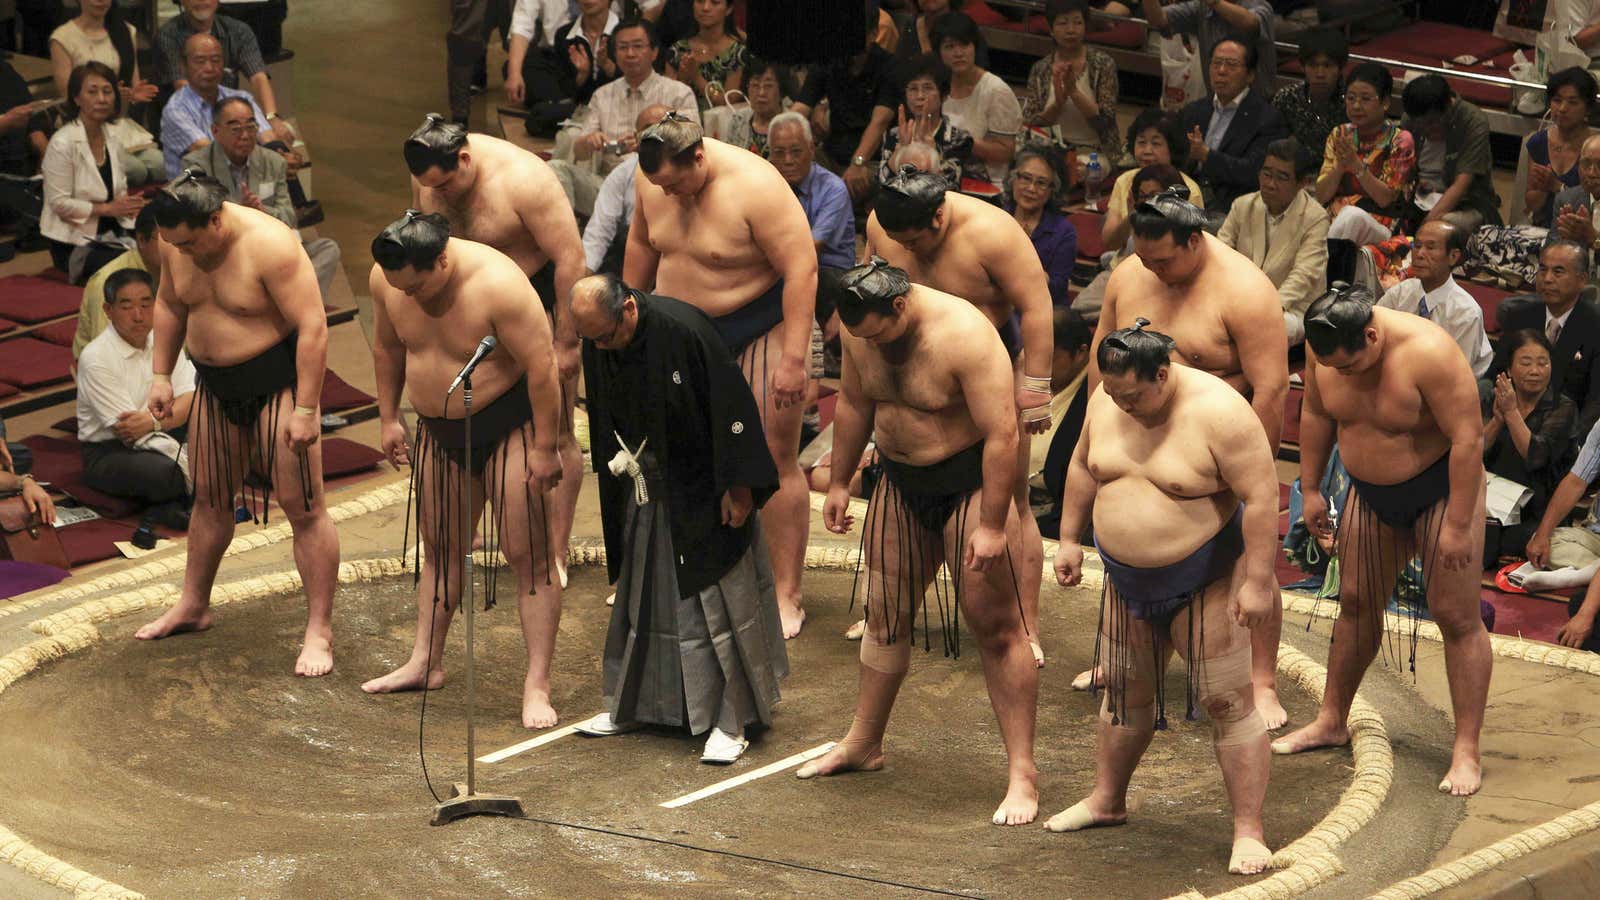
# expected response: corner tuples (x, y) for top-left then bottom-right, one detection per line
(1438, 754), (1482, 796)
(1070, 666), (1101, 692)
(1255, 685), (1288, 730)
(1043, 797), (1126, 833)
(991, 777), (1038, 826)
(555, 557), (568, 590)
(522, 685), (559, 729)
(361, 659), (444, 694)
(135, 604), (213, 641)
(1229, 836), (1273, 875)
(844, 618), (865, 641)
(295, 634), (334, 677)
(1271, 717), (1350, 755)
(780, 602), (806, 640)
(796, 740), (883, 779)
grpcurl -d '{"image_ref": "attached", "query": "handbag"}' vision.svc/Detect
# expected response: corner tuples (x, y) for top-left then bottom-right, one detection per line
(0, 493), (69, 570)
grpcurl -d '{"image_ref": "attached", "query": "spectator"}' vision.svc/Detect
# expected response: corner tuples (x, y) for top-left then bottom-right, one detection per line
(1003, 145), (1077, 309)
(74, 204), (163, 359)
(1021, 0), (1119, 158)
(581, 103), (671, 274)
(1483, 329), (1577, 559)
(1272, 27), (1347, 161)
(666, 0), (747, 111)
(887, 140), (944, 175)
(876, 53), (976, 190)
(1524, 67), (1596, 229)
(76, 268), (195, 523)
(1315, 62), (1414, 244)
(160, 33), (277, 180)
(1178, 36), (1287, 215)
(1, 57), (42, 242)
(0, 460), (53, 527)
(934, 12), (1020, 186)
(1376, 219), (1493, 376)
(1553, 134), (1600, 257)
(551, 18), (698, 215)
(790, 4), (898, 202)
(41, 62), (144, 283)
(1030, 305), (1094, 536)
(1142, 0), (1277, 97)
(155, 0), (283, 127)
(1074, 162), (1190, 321)
(1218, 137), (1329, 343)
(506, 0), (617, 112)
(1401, 74), (1501, 230)
(724, 57), (790, 157)
(1496, 240), (1600, 436)
(1101, 108), (1204, 253)
(48, 0), (156, 108)
(892, 0), (990, 69)
(1523, 416), (1600, 652)
(767, 111), (854, 273)
(182, 97), (343, 300)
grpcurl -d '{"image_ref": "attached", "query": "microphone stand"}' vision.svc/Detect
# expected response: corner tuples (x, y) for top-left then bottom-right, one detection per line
(431, 370), (525, 825)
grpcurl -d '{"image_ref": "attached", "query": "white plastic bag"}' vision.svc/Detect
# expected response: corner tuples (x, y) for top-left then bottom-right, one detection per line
(1509, 49), (1544, 115)
(1160, 35), (1204, 112)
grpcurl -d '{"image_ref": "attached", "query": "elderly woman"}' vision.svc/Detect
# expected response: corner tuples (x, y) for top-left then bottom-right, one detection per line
(725, 58), (791, 158)
(40, 62), (145, 283)
(877, 53), (978, 190)
(1272, 28), (1348, 161)
(1101, 108), (1204, 252)
(1315, 61), (1415, 244)
(1022, 0), (1119, 158)
(1484, 329), (1578, 558)
(1004, 146), (1078, 308)
(667, 0), (748, 111)
(935, 12), (1021, 186)
(1524, 67), (1598, 228)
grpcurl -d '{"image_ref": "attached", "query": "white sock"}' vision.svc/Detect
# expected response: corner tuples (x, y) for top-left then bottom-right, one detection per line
(1520, 562), (1600, 592)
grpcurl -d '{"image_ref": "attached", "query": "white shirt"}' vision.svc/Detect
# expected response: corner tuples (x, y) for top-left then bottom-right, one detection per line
(941, 70), (1023, 184)
(583, 154), (637, 272)
(579, 71), (700, 173)
(1377, 276), (1494, 377)
(77, 328), (196, 466)
(511, 1), (630, 47)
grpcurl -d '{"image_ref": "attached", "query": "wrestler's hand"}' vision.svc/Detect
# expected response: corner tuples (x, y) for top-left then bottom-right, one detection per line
(1558, 612), (1595, 649)
(1526, 530), (1552, 569)
(1437, 520), (1473, 571)
(555, 339), (582, 383)
(285, 408), (320, 452)
(1017, 384), (1052, 434)
(1233, 577), (1276, 629)
(1301, 489), (1332, 540)
(146, 381), (174, 423)
(380, 419), (411, 469)
(1054, 541), (1083, 587)
(721, 485), (753, 528)
(965, 523), (1006, 574)
(772, 353), (808, 409)
(527, 445), (563, 494)
(822, 484), (854, 534)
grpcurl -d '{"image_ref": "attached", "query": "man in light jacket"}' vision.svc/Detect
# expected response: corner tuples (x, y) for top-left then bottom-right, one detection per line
(1218, 137), (1329, 344)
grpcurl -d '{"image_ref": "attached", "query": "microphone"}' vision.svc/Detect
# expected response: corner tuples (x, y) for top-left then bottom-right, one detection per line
(448, 335), (498, 396)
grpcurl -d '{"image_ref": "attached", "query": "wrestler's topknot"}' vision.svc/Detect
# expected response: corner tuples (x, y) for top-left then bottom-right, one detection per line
(875, 168), (948, 233)
(832, 256), (912, 326)
(1304, 281), (1377, 357)
(403, 113), (469, 175)
(1098, 320), (1177, 382)
(372, 210), (452, 271)
(150, 169), (228, 230)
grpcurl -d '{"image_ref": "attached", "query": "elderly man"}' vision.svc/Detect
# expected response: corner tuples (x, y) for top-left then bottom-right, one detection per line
(74, 206), (163, 359)
(139, 173), (339, 678)
(154, 0), (283, 123)
(1051, 322), (1278, 875)
(581, 104), (670, 275)
(1177, 37), (1288, 215)
(184, 97), (341, 300)
(1275, 286), (1491, 797)
(1553, 133), (1600, 264)
(160, 33), (280, 179)
(76, 269), (196, 523)
(1376, 220), (1492, 377)
(624, 113), (819, 639)
(1493, 240), (1600, 435)
(1218, 137), (1329, 344)
(809, 259), (1041, 828)
(1089, 187), (1290, 726)
(767, 111), (855, 275)
(1142, 0), (1277, 97)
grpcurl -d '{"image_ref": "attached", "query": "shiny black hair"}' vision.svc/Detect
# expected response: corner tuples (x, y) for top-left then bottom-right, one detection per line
(372, 210), (452, 271)
(834, 257), (912, 326)
(1304, 282), (1376, 357)
(876, 166), (948, 232)
(403, 113), (468, 175)
(1097, 318), (1175, 381)
(150, 169), (228, 229)
(1130, 185), (1206, 245)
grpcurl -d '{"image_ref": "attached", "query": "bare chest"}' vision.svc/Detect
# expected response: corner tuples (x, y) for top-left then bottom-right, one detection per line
(1317, 369), (1430, 432)
(1112, 289), (1236, 372)
(430, 191), (529, 256)
(1086, 420), (1219, 496)
(645, 192), (760, 268)
(171, 258), (268, 318)
(882, 245), (1006, 315)
(856, 350), (959, 412)
(385, 296), (493, 360)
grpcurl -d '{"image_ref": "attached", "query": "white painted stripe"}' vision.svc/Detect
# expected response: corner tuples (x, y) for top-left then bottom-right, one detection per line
(477, 723), (583, 764)
(659, 741), (838, 809)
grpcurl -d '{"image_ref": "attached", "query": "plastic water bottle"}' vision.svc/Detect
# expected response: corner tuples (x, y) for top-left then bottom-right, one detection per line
(1083, 152), (1105, 207)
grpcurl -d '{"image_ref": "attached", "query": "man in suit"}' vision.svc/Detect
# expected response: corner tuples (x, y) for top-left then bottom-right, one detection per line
(1178, 37), (1287, 216)
(1494, 240), (1600, 436)
(182, 97), (342, 300)
(1218, 137), (1329, 344)
(1552, 133), (1600, 265)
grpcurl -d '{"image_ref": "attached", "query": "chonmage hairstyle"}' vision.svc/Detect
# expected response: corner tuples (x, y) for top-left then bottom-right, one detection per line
(403, 113), (469, 176)
(876, 166), (949, 232)
(1130, 185), (1206, 245)
(372, 210), (452, 271)
(150, 169), (229, 229)
(638, 110), (704, 174)
(833, 257), (912, 326)
(1097, 318), (1176, 382)
(1304, 281), (1376, 357)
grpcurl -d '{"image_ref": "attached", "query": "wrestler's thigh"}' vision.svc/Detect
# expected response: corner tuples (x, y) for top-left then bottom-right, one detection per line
(262, 389), (324, 516)
(187, 388), (250, 498)
(1415, 482), (1487, 626)
(740, 328), (804, 453)
(487, 422), (552, 586)
(412, 434), (479, 569)
(860, 479), (940, 636)
(1335, 487), (1409, 619)
(945, 493), (1028, 636)
(1169, 575), (1251, 664)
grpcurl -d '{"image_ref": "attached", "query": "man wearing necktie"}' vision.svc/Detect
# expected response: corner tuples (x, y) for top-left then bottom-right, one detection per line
(1492, 240), (1600, 436)
(1376, 220), (1492, 377)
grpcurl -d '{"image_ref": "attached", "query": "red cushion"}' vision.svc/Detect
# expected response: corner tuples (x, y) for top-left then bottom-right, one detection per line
(320, 370), (376, 413)
(36, 268), (68, 284)
(0, 337), (72, 389)
(1087, 20), (1145, 49)
(993, 12), (1048, 33)
(962, 0), (1008, 27)
(56, 517), (141, 567)
(0, 275), (82, 324)
(0, 318), (18, 333)
(19, 434), (141, 520)
(320, 437), (385, 478)
(1279, 481), (1292, 511)
(1069, 211), (1106, 260)
(1462, 281), (1513, 333)
(0, 381), (18, 399)
(51, 416), (76, 432)
(1355, 23), (1513, 65)
(31, 319), (77, 347)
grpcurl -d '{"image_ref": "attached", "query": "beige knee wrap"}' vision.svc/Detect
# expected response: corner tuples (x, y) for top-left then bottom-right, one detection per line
(860, 627), (912, 674)
(1098, 692), (1156, 730)
(1199, 643), (1265, 747)
(1097, 634), (1158, 730)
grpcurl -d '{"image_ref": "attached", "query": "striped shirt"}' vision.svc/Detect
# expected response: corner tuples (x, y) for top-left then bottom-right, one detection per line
(154, 14), (267, 88)
(160, 84), (270, 179)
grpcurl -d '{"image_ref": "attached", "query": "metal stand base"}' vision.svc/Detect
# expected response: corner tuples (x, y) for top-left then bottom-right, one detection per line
(430, 782), (526, 826)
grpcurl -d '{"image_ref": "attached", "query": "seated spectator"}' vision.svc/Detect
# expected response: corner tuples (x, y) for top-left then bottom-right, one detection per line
(1272, 28), (1347, 163)
(1522, 416), (1600, 652)
(666, 0), (747, 111)
(1178, 36), (1286, 215)
(48, 0), (156, 109)
(1142, 0), (1277, 97)
(0, 462), (53, 527)
(41, 62), (144, 283)
(155, 0), (286, 127)
(1102, 109), (1204, 255)
(1496, 240), (1600, 436)
(1376, 220), (1493, 376)
(768, 112), (855, 274)
(1218, 137), (1329, 343)
(1004, 145), (1077, 309)
(182, 97), (342, 300)
(1523, 67), (1595, 229)
(76, 268), (195, 525)
(790, 5), (898, 202)
(892, 0), (990, 70)
(1074, 162), (1190, 320)
(887, 140), (945, 175)
(876, 53), (976, 190)
(1021, 0), (1119, 158)
(160, 33), (280, 180)
(1552, 134), (1600, 258)
(724, 58), (790, 158)
(1401, 74), (1501, 230)
(507, 0), (617, 116)
(1030, 305), (1093, 536)
(1315, 62), (1414, 245)
(74, 204), (164, 359)
(934, 12), (1021, 186)
(550, 18), (698, 216)
(0, 57), (42, 243)
(1483, 329), (1578, 559)
(581, 104), (671, 275)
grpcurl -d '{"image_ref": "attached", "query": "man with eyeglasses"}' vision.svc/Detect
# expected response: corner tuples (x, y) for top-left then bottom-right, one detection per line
(1142, 0), (1277, 98)
(1218, 136), (1330, 344)
(1492, 239), (1600, 437)
(1176, 37), (1286, 215)
(160, 33), (280, 180)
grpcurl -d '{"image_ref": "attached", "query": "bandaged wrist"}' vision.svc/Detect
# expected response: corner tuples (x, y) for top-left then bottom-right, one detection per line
(1022, 375), (1051, 394)
(293, 405), (317, 417)
(1022, 405), (1052, 424)
(152, 372), (171, 383)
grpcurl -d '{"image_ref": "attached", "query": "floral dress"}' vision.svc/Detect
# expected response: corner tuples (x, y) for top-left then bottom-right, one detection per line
(1319, 122), (1415, 228)
(667, 38), (750, 111)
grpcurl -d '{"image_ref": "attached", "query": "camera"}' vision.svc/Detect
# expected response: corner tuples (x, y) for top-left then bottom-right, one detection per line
(603, 139), (627, 155)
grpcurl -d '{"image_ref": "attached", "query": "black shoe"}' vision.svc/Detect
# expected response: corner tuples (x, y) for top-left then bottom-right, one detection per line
(148, 501), (191, 532)
(294, 200), (325, 228)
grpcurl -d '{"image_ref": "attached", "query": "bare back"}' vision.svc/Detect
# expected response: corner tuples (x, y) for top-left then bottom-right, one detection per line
(414, 134), (575, 278)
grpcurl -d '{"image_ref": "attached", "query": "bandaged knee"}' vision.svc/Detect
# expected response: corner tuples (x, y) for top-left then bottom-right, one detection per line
(859, 627), (912, 674)
(1098, 692), (1155, 730)
(1096, 634), (1157, 730)
(1198, 643), (1265, 747)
